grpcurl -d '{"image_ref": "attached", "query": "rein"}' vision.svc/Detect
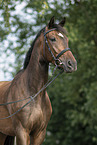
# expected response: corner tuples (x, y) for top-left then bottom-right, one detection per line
(0, 69), (63, 120)
(0, 28), (70, 120)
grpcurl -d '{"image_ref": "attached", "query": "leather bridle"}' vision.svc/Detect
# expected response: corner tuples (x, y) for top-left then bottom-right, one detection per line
(44, 28), (70, 67)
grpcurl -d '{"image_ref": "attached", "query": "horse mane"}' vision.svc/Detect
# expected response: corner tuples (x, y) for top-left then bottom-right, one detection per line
(23, 23), (67, 69)
(23, 27), (45, 69)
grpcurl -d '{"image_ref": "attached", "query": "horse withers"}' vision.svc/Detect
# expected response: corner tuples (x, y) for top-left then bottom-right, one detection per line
(0, 17), (77, 145)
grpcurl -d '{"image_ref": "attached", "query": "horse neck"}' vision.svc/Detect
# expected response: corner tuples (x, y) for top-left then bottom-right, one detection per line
(25, 38), (48, 96)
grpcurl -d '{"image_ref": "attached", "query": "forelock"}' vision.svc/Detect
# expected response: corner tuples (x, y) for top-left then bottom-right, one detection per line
(51, 24), (67, 34)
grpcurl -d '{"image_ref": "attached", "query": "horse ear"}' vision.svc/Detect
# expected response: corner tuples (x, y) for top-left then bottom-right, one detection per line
(48, 16), (55, 28)
(59, 17), (66, 27)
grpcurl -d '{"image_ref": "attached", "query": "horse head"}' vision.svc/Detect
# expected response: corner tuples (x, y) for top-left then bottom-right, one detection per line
(43, 16), (77, 73)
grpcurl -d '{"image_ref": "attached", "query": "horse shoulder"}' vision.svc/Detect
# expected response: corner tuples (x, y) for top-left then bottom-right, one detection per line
(0, 81), (15, 136)
(0, 81), (11, 101)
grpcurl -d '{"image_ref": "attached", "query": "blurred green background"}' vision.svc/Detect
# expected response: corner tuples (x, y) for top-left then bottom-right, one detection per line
(0, 0), (97, 144)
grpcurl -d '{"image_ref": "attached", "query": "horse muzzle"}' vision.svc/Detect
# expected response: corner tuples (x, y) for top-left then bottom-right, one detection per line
(57, 59), (77, 73)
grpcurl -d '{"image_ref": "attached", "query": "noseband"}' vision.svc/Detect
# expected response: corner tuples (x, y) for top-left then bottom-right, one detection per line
(44, 28), (70, 66)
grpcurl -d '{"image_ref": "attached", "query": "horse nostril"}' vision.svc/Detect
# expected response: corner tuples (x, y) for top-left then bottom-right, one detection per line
(67, 60), (74, 70)
(68, 60), (72, 67)
(66, 59), (77, 72)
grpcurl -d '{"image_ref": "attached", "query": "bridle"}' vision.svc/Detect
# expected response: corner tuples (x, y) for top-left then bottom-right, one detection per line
(44, 28), (70, 68)
(0, 28), (71, 120)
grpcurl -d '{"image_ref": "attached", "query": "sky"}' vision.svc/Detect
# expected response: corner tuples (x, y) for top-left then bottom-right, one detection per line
(0, 2), (27, 81)
(0, 1), (39, 81)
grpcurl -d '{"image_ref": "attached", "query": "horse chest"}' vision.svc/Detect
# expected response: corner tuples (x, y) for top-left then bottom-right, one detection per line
(22, 100), (52, 133)
(29, 105), (51, 129)
(30, 106), (44, 124)
(14, 92), (52, 134)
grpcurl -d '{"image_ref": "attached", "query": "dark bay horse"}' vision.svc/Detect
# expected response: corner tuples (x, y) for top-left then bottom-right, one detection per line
(0, 17), (77, 145)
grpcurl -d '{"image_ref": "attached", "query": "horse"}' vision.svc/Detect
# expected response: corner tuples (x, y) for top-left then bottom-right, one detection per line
(0, 16), (77, 145)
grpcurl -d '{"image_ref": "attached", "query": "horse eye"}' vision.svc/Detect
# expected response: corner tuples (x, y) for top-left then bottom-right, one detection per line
(50, 38), (56, 42)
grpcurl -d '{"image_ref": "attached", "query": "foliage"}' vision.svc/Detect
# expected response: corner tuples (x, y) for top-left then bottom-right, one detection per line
(43, 1), (97, 145)
(0, 0), (97, 145)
